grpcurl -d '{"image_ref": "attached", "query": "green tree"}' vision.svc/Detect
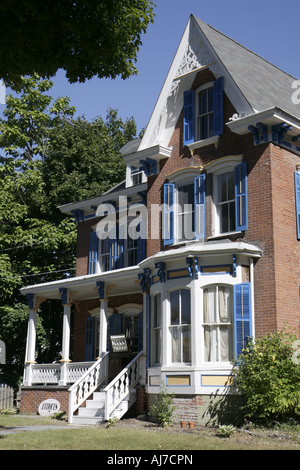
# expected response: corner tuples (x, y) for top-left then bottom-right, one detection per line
(43, 108), (137, 210)
(0, 75), (139, 387)
(232, 330), (300, 424)
(0, 1), (155, 88)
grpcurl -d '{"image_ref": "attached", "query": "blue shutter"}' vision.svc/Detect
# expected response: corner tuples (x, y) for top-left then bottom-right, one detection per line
(234, 283), (252, 358)
(295, 171), (300, 239)
(137, 235), (146, 263)
(183, 90), (195, 145)
(163, 183), (175, 245)
(88, 231), (98, 274)
(194, 174), (206, 239)
(85, 316), (95, 361)
(213, 76), (224, 136)
(138, 311), (143, 352)
(235, 162), (248, 231)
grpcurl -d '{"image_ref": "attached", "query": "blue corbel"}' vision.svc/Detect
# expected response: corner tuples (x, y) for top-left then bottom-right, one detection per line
(96, 281), (105, 300)
(232, 254), (237, 278)
(139, 158), (157, 177)
(256, 122), (268, 142)
(194, 257), (199, 279)
(272, 123), (292, 144)
(138, 268), (152, 292)
(248, 125), (260, 145)
(155, 262), (166, 283)
(26, 293), (35, 309)
(59, 288), (68, 305)
(186, 258), (193, 279)
(71, 209), (84, 222)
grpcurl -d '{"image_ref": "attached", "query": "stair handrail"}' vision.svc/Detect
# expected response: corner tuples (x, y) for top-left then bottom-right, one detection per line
(68, 352), (109, 423)
(103, 351), (143, 420)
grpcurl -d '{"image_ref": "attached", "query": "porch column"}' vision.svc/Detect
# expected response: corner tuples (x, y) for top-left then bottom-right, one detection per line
(59, 288), (72, 385)
(96, 282), (107, 357)
(23, 294), (45, 386)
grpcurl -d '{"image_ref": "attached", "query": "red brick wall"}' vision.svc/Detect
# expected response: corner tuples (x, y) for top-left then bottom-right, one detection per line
(20, 387), (69, 415)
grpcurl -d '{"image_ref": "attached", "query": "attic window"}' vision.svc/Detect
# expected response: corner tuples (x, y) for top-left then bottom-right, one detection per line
(183, 76), (224, 146)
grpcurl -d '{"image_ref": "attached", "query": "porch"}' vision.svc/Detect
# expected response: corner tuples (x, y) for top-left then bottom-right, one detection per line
(19, 267), (147, 423)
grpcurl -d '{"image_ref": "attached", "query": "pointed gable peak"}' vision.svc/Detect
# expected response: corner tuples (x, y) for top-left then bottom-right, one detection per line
(139, 15), (299, 152)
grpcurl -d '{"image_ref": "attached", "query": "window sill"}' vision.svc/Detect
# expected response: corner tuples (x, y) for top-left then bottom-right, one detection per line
(187, 135), (219, 151)
(207, 231), (243, 241)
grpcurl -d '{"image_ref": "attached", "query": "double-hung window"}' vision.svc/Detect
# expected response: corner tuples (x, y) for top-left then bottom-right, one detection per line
(170, 289), (191, 363)
(163, 173), (206, 245)
(203, 283), (252, 362)
(183, 77), (224, 146)
(152, 293), (161, 365)
(203, 285), (233, 362)
(213, 162), (248, 235)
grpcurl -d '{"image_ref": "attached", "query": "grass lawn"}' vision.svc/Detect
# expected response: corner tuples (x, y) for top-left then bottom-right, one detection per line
(0, 415), (300, 451)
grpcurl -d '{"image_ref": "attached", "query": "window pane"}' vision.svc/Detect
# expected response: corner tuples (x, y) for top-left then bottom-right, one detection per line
(181, 289), (191, 324)
(182, 326), (191, 362)
(229, 201), (236, 232)
(153, 294), (161, 327)
(171, 327), (180, 362)
(200, 89), (207, 114)
(228, 171), (235, 200)
(170, 290), (179, 325)
(207, 87), (213, 112)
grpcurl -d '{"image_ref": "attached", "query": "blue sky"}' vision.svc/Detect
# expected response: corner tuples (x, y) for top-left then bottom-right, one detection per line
(2, 0), (300, 134)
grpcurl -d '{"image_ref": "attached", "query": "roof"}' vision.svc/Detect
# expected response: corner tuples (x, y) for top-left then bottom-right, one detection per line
(194, 16), (299, 119)
(139, 15), (300, 151)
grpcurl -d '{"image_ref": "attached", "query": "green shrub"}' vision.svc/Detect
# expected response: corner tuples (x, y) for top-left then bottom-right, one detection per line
(150, 387), (176, 427)
(217, 424), (235, 438)
(232, 330), (300, 424)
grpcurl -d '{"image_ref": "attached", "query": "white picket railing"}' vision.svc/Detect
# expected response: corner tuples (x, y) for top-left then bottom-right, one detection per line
(0, 383), (14, 409)
(24, 361), (95, 386)
(68, 352), (109, 423)
(103, 351), (143, 421)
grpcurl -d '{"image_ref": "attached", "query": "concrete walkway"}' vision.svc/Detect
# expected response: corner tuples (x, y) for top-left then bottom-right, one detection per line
(0, 424), (78, 435)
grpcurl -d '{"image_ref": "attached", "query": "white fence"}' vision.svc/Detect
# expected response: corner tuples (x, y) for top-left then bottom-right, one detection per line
(0, 384), (14, 409)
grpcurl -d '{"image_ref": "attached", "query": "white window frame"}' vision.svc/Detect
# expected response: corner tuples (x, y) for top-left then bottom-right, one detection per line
(169, 288), (191, 364)
(151, 292), (162, 366)
(202, 284), (234, 364)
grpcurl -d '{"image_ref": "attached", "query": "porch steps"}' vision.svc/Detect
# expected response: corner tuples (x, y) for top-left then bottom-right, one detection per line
(71, 389), (136, 425)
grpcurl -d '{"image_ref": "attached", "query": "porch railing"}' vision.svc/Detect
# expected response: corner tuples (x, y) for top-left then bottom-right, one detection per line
(103, 350), (143, 420)
(68, 352), (109, 423)
(24, 361), (96, 386)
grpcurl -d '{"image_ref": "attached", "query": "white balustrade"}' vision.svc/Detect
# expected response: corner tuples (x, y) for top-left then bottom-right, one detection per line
(26, 361), (97, 386)
(103, 351), (143, 421)
(68, 353), (109, 423)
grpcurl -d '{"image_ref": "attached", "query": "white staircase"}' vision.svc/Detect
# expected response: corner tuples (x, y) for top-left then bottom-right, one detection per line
(71, 389), (136, 425)
(68, 351), (143, 425)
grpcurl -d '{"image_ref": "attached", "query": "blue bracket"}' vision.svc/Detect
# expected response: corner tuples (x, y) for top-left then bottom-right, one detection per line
(154, 262), (166, 283)
(59, 288), (68, 305)
(96, 281), (105, 300)
(139, 158), (157, 177)
(256, 122), (268, 142)
(272, 123), (292, 144)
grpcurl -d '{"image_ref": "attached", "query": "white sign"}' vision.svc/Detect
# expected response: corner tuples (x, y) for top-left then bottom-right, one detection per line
(38, 398), (61, 416)
(110, 335), (128, 353)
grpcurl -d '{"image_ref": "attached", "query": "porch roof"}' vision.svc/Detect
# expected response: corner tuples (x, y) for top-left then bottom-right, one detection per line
(139, 238), (263, 268)
(20, 265), (141, 302)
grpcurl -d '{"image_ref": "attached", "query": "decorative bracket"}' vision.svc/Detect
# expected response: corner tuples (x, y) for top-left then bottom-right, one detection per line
(96, 281), (105, 300)
(154, 262), (166, 283)
(186, 257), (199, 279)
(139, 158), (157, 177)
(138, 268), (152, 293)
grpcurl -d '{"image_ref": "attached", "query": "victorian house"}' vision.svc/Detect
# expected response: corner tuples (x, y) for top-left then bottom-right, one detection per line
(19, 15), (300, 424)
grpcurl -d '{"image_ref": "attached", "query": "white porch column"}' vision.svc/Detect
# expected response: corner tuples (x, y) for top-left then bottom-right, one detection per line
(99, 300), (108, 357)
(96, 281), (108, 357)
(23, 294), (45, 386)
(59, 288), (72, 385)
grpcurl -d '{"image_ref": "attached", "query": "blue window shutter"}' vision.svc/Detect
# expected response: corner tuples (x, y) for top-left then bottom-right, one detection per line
(213, 76), (224, 136)
(85, 316), (95, 361)
(235, 162), (248, 231)
(138, 311), (143, 352)
(194, 174), (206, 239)
(295, 171), (300, 239)
(88, 231), (98, 274)
(233, 283), (252, 358)
(163, 183), (175, 245)
(183, 90), (195, 145)
(137, 235), (146, 263)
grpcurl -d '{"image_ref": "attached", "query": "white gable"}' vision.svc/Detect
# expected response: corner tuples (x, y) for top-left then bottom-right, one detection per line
(139, 15), (252, 152)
